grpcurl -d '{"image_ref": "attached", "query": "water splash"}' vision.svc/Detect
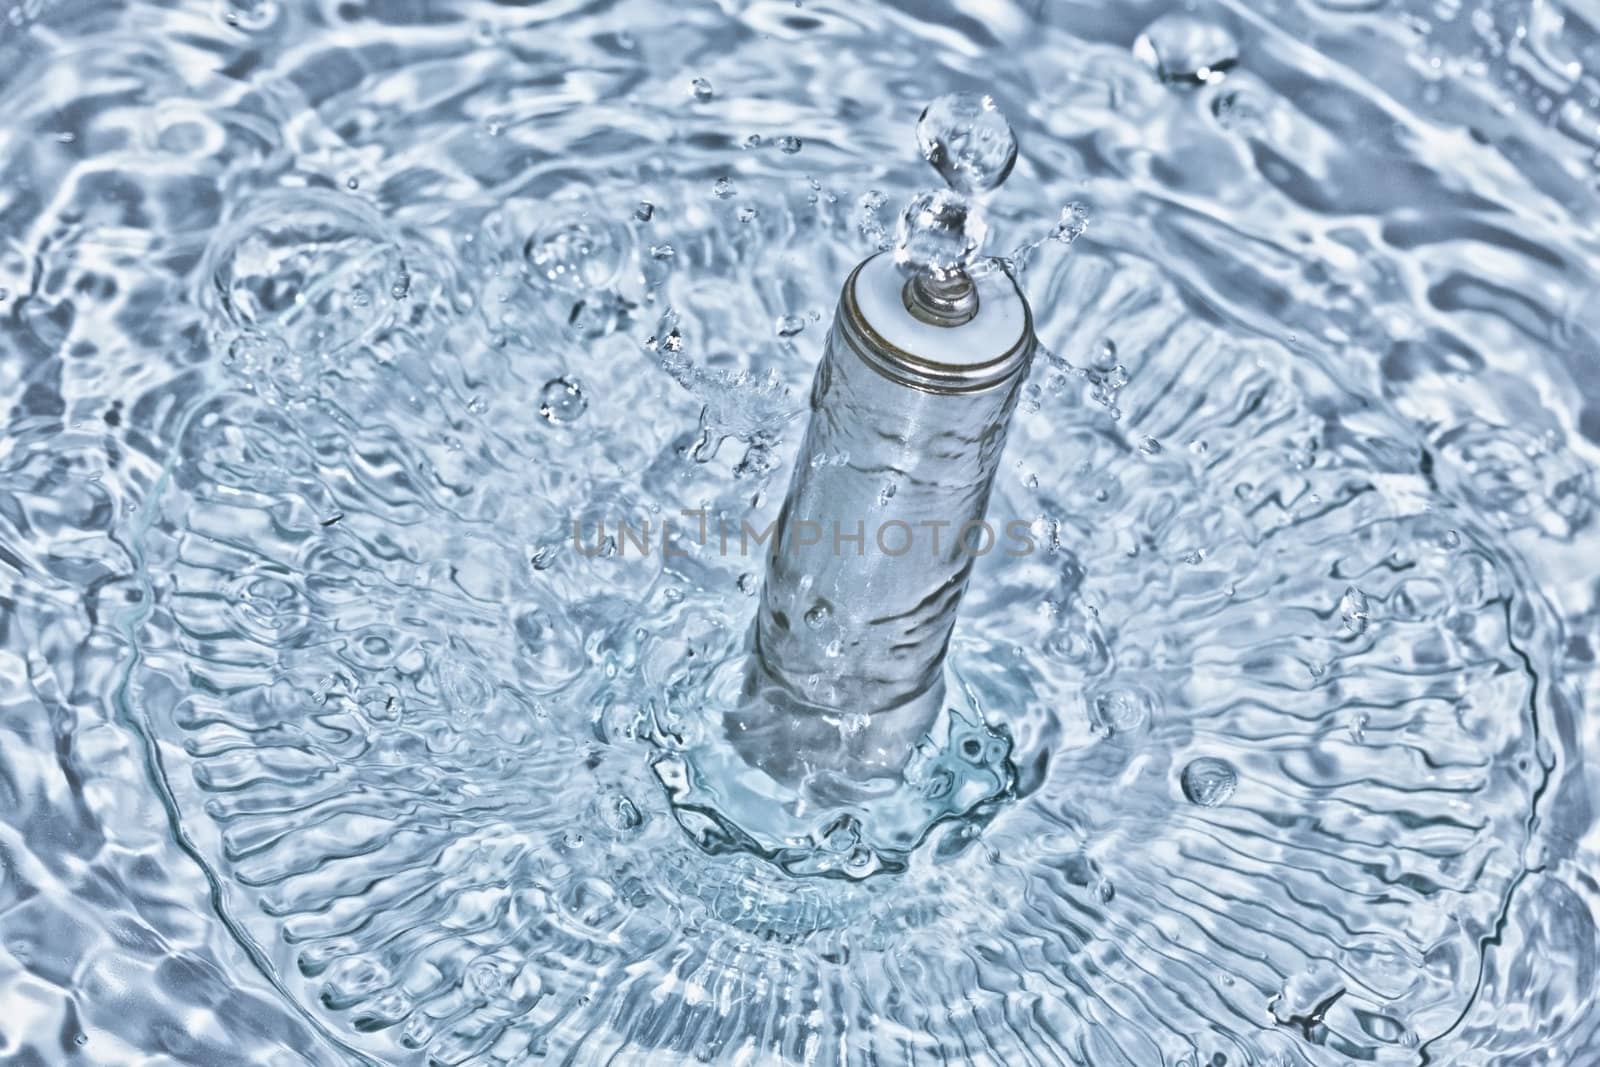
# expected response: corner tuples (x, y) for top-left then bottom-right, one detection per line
(0, 0), (1596, 1064)
(893, 187), (986, 279)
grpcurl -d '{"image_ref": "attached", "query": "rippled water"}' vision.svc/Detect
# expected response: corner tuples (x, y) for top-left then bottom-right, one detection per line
(3, 0), (1600, 1063)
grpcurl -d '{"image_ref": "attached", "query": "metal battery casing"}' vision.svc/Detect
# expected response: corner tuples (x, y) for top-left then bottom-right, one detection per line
(750, 253), (1036, 732)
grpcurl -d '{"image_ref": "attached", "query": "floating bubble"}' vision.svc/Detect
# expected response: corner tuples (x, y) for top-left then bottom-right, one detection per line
(539, 377), (587, 424)
(523, 215), (625, 293)
(916, 92), (1018, 197)
(689, 76), (712, 101)
(1180, 757), (1238, 806)
(1133, 14), (1240, 87)
(712, 176), (736, 200)
(776, 135), (802, 154)
(893, 188), (986, 281)
(204, 189), (404, 355)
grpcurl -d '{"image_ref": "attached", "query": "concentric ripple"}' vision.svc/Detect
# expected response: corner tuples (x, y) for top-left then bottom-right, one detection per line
(4, 0), (1600, 1064)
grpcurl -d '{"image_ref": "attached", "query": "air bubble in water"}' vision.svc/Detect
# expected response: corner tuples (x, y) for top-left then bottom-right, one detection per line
(893, 188), (986, 281)
(775, 314), (805, 337)
(539, 377), (587, 424)
(712, 176), (736, 200)
(205, 190), (404, 355)
(1089, 685), (1151, 736)
(634, 201), (654, 222)
(1181, 757), (1238, 806)
(1133, 14), (1240, 86)
(777, 135), (802, 154)
(689, 77), (713, 102)
(524, 217), (624, 293)
(916, 92), (1018, 197)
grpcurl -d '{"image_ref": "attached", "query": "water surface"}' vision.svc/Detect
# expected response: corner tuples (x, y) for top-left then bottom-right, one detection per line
(2, 0), (1599, 1063)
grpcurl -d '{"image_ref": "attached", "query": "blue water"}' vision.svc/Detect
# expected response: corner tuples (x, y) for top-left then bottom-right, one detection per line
(2, 0), (1599, 1064)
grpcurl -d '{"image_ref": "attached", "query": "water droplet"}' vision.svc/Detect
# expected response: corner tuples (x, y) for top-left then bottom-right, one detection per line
(645, 325), (683, 354)
(803, 603), (830, 629)
(539, 377), (587, 424)
(634, 201), (654, 222)
(777, 135), (802, 154)
(916, 92), (1019, 197)
(600, 791), (643, 832)
(1212, 88), (1267, 134)
(690, 76), (713, 102)
(893, 188), (987, 280)
(712, 176), (736, 200)
(737, 205), (759, 223)
(221, 0), (277, 29)
(1139, 436), (1163, 455)
(743, 134), (763, 149)
(775, 314), (805, 337)
(1180, 757), (1238, 806)
(821, 814), (861, 851)
(465, 957), (509, 1000)
(1089, 685), (1152, 736)
(345, 176), (360, 190)
(1348, 712), (1369, 743)
(858, 189), (892, 250)
(1339, 586), (1371, 633)
(1051, 201), (1090, 244)
(1133, 14), (1240, 86)
(390, 271), (411, 300)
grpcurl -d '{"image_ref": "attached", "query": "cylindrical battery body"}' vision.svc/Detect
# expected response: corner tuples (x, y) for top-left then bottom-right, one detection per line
(751, 253), (1036, 723)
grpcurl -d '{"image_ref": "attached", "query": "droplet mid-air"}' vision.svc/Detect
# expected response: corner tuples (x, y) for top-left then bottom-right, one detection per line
(893, 188), (987, 281)
(915, 91), (1019, 197)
